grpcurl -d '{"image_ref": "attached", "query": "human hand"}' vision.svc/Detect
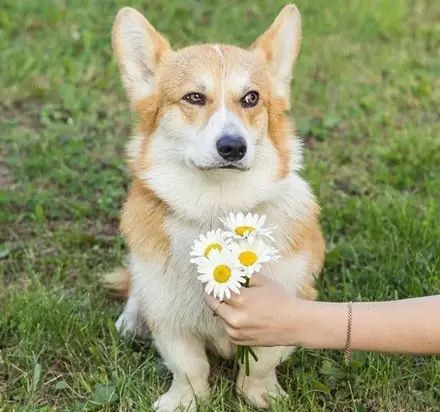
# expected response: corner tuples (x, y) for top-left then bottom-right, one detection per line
(204, 274), (307, 346)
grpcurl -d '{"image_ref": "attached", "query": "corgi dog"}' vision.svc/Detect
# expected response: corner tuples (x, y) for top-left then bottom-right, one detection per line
(110, 4), (325, 411)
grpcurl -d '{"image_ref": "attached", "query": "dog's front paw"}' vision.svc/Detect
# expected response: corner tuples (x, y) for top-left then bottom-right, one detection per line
(153, 389), (197, 412)
(238, 375), (288, 409)
(115, 311), (147, 338)
(115, 311), (136, 336)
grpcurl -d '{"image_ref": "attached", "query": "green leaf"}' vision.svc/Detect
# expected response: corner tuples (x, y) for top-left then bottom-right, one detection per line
(53, 380), (69, 391)
(311, 379), (331, 395)
(319, 360), (345, 380)
(0, 244), (10, 259)
(91, 383), (118, 405)
(32, 362), (42, 392)
(34, 203), (46, 223)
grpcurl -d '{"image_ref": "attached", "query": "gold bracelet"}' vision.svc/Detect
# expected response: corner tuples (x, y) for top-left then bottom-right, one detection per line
(344, 301), (353, 366)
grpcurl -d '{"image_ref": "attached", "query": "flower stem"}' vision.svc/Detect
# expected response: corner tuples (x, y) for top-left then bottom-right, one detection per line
(234, 276), (256, 377)
(245, 347), (250, 376)
(248, 346), (258, 362)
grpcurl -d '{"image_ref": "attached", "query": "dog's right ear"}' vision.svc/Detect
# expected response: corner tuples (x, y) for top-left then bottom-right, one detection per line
(112, 7), (171, 107)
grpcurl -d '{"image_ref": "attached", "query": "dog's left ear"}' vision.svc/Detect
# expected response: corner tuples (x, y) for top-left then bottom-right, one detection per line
(250, 4), (302, 104)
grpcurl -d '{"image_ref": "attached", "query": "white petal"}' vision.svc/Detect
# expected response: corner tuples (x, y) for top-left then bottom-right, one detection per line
(195, 261), (212, 269)
(237, 212), (244, 223)
(217, 287), (224, 301)
(250, 213), (258, 226)
(205, 282), (214, 295)
(230, 284), (241, 294)
(190, 256), (208, 264)
(224, 288), (231, 300)
(212, 285), (219, 299)
(258, 214), (267, 227)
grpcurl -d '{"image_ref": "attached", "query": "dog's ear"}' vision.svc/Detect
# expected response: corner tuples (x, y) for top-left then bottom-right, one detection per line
(112, 7), (171, 107)
(250, 4), (301, 104)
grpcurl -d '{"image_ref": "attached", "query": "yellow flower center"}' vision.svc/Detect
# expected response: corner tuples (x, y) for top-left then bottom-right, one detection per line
(213, 265), (232, 283)
(235, 226), (255, 236)
(204, 243), (222, 257)
(239, 251), (258, 267)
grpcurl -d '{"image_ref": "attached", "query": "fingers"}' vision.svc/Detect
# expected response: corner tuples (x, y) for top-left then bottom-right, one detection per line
(225, 324), (245, 344)
(204, 294), (220, 311)
(203, 294), (234, 320)
(220, 278), (265, 307)
(225, 290), (244, 307)
(205, 276), (267, 310)
(204, 294), (256, 345)
(204, 294), (249, 328)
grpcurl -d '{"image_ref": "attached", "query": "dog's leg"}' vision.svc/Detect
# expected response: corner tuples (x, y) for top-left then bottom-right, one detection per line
(115, 292), (146, 338)
(236, 346), (293, 409)
(153, 331), (210, 412)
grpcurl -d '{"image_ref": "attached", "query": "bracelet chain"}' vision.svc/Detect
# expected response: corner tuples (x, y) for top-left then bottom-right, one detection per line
(344, 301), (353, 366)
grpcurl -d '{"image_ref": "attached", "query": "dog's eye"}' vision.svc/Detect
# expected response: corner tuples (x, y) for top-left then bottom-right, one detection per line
(182, 92), (206, 106)
(240, 91), (259, 108)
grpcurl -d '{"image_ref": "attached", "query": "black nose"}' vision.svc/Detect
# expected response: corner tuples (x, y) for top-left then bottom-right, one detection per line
(216, 135), (247, 161)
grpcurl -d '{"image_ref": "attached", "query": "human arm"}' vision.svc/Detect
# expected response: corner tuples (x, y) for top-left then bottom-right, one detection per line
(204, 274), (440, 354)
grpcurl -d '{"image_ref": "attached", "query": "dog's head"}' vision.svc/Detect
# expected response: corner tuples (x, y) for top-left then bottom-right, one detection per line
(113, 5), (303, 216)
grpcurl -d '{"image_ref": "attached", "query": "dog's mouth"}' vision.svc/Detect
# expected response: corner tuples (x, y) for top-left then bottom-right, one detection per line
(201, 165), (248, 172)
(189, 160), (249, 172)
(218, 164), (243, 170)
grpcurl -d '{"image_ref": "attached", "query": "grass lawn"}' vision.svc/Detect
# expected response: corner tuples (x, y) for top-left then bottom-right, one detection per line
(1, 0), (439, 410)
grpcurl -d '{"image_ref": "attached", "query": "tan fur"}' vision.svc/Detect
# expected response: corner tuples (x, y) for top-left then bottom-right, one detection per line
(267, 95), (292, 178)
(120, 179), (170, 263)
(287, 203), (325, 270)
(128, 43), (293, 181)
(109, 5), (325, 411)
(130, 95), (161, 174)
(110, 0), (323, 336)
(102, 267), (130, 298)
(290, 209), (326, 300)
(154, 45), (272, 143)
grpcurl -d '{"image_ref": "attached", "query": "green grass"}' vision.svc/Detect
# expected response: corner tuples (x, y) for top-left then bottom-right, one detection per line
(1, 0), (439, 410)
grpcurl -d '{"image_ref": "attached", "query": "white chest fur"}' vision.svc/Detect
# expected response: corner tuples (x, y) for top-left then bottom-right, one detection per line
(129, 172), (315, 339)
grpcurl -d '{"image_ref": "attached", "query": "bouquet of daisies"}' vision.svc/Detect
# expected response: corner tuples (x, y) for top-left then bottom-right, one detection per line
(190, 212), (279, 375)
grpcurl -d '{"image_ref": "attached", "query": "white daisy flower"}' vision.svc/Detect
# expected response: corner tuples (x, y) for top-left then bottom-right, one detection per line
(230, 238), (279, 276)
(220, 212), (275, 241)
(190, 229), (230, 258)
(191, 250), (246, 300)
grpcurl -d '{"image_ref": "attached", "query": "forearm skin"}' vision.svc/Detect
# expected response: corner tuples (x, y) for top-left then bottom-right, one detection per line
(296, 296), (440, 355)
